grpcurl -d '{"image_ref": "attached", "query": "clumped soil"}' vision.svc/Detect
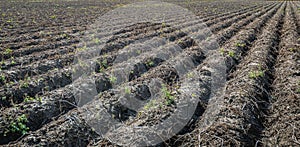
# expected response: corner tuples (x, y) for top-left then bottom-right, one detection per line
(0, 0), (299, 146)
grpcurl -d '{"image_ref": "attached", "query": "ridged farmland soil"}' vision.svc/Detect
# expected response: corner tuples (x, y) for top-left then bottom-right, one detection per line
(0, 0), (299, 146)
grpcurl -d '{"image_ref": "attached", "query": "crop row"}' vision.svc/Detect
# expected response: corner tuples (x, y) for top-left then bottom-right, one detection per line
(1, 2), (284, 146)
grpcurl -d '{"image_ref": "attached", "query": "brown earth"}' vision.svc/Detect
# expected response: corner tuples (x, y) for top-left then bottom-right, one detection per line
(0, 0), (299, 146)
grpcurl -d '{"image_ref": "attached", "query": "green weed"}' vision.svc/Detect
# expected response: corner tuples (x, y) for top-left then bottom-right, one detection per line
(5, 114), (29, 136)
(228, 51), (235, 57)
(50, 15), (57, 19)
(162, 85), (175, 106)
(109, 76), (117, 84)
(77, 46), (87, 52)
(236, 42), (246, 47)
(20, 81), (29, 88)
(4, 48), (13, 55)
(219, 48), (225, 55)
(23, 96), (35, 103)
(146, 60), (154, 67)
(0, 74), (5, 82)
(187, 72), (194, 78)
(249, 70), (264, 79)
(11, 59), (15, 65)
(98, 59), (108, 72)
(124, 87), (131, 94)
(24, 96), (42, 103)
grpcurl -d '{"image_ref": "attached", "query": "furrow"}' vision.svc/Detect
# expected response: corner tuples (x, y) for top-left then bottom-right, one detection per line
(0, 2), (276, 88)
(0, 2), (273, 106)
(1, 2), (282, 146)
(181, 2), (285, 146)
(262, 2), (300, 146)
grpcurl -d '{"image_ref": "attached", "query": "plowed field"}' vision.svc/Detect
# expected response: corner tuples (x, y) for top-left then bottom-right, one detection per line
(0, 0), (299, 146)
